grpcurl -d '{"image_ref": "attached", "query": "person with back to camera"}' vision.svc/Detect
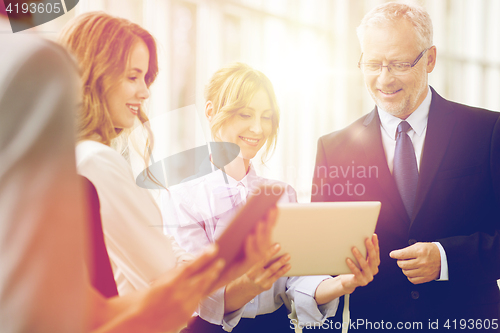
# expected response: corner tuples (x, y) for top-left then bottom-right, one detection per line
(312, 2), (500, 332)
(162, 62), (381, 332)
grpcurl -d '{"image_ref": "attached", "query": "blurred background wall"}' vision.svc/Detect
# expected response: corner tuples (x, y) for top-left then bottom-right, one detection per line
(38, 0), (500, 202)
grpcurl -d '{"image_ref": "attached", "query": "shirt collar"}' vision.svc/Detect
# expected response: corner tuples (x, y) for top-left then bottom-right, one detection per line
(206, 160), (257, 189)
(378, 86), (431, 140)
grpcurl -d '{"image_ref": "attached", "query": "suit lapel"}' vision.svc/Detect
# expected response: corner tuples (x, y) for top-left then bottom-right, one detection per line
(411, 88), (457, 226)
(361, 108), (410, 224)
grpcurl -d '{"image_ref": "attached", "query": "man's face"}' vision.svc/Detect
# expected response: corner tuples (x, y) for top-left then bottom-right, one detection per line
(361, 20), (436, 119)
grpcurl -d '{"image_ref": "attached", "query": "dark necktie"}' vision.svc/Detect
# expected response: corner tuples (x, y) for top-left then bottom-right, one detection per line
(393, 121), (419, 218)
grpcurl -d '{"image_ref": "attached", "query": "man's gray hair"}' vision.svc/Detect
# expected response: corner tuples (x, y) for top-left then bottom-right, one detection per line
(357, 1), (433, 51)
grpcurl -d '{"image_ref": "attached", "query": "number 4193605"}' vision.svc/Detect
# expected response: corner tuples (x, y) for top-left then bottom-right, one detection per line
(6, 2), (62, 14)
(444, 319), (498, 330)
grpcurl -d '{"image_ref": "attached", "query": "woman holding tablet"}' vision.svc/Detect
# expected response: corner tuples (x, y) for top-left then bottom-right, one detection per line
(59, 12), (274, 332)
(163, 63), (380, 332)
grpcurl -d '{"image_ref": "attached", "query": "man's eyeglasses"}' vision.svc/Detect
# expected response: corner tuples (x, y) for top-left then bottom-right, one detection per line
(358, 48), (430, 76)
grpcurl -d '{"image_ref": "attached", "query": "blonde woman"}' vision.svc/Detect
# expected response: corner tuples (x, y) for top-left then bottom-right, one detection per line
(59, 12), (275, 332)
(163, 63), (380, 332)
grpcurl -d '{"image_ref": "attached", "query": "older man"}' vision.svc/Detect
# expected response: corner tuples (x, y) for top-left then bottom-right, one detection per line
(312, 2), (500, 330)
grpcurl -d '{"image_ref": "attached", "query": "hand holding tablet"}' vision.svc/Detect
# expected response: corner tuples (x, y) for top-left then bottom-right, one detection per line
(314, 234), (380, 305)
(340, 234), (380, 293)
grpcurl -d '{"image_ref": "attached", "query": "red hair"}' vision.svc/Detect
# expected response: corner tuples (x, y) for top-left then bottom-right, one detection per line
(59, 11), (158, 145)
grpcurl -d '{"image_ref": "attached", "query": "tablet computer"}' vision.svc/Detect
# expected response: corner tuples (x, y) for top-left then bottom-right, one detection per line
(272, 201), (381, 276)
(216, 184), (286, 266)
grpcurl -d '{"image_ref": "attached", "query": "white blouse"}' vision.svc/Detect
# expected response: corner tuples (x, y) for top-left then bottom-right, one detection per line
(76, 140), (188, 295)
(161, 162), (339, 332)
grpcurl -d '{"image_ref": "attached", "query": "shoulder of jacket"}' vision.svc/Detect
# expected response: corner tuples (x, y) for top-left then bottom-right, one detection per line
(318, 113), (371, 149)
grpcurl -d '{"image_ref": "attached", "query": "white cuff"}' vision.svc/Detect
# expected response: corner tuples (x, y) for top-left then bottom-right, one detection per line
(197, 287), (225, 325)
(433, 242), (449, 281)
(291, 276), (339, 326)
(222, 304), (248, 332)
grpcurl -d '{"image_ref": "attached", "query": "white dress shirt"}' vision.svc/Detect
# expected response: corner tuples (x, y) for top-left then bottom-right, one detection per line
(76, 140), (190, 295)
(161, 162), (339, 331)
(377, 86), (449, 281)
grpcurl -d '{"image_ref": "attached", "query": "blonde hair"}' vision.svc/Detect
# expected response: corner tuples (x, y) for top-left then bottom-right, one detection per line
(357, 1), (433, 51)
(59, 11), (162, 187)
(205, 62), (280, 162)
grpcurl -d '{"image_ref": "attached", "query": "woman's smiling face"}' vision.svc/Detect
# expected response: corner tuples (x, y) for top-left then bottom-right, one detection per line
(218, 89), (273, 160)
(106, 40), (150, 129)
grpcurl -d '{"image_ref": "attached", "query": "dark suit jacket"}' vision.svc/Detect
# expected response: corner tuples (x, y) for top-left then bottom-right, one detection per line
(312, 87), (500, 323)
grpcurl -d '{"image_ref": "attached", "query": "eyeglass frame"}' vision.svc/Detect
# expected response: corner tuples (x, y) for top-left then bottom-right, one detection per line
(357, 47), (430, 76)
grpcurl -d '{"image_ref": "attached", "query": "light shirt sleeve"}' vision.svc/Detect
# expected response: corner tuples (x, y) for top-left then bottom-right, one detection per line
(433, 242), (449, 281)
(287, 276), (339, 326)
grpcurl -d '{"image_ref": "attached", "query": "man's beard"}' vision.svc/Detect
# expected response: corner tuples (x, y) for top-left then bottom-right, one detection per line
(368, 79), (427, 118)
(375, 93), (410, 117)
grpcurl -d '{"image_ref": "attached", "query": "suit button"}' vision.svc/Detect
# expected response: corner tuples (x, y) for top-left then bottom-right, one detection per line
(408, 239), (417, 245)
(411, 291), (419, 299)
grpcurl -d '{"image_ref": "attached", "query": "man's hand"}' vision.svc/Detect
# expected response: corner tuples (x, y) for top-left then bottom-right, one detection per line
(389, 242), (441, 284)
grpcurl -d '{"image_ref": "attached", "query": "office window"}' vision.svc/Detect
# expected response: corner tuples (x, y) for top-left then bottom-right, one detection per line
(50, 0), (499, 201)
